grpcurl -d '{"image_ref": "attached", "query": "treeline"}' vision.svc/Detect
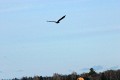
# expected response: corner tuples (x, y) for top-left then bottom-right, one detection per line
(11, 68), (120, 80)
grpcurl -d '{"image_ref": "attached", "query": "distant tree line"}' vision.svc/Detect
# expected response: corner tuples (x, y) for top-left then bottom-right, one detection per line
(11, 68), (120, 80)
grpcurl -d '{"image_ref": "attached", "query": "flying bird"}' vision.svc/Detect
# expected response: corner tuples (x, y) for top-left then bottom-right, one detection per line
(47, 15), (66, 24)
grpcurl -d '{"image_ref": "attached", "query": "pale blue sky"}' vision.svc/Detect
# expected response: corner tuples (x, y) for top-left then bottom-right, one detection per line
(0, 0), (120, 79)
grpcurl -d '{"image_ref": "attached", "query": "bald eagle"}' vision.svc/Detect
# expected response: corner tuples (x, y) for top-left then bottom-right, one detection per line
(47, 15), (66, 24)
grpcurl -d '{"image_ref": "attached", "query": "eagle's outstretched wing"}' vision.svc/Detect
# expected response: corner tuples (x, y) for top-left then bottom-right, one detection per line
(57, 15), (66, 23)
(47, 21), (56, 22)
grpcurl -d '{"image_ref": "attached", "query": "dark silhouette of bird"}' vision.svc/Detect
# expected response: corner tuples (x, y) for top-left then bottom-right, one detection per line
(47, 15), (66, 24)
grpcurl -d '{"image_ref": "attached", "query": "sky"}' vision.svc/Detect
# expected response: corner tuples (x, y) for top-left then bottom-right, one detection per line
(0, 0), (120, 79)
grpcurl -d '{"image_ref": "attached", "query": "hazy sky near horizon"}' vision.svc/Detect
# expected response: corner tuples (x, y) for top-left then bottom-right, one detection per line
(0, 0), (120, 79)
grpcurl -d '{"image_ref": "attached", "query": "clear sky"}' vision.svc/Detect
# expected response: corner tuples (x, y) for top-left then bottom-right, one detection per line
(0, 0), (120, 79)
